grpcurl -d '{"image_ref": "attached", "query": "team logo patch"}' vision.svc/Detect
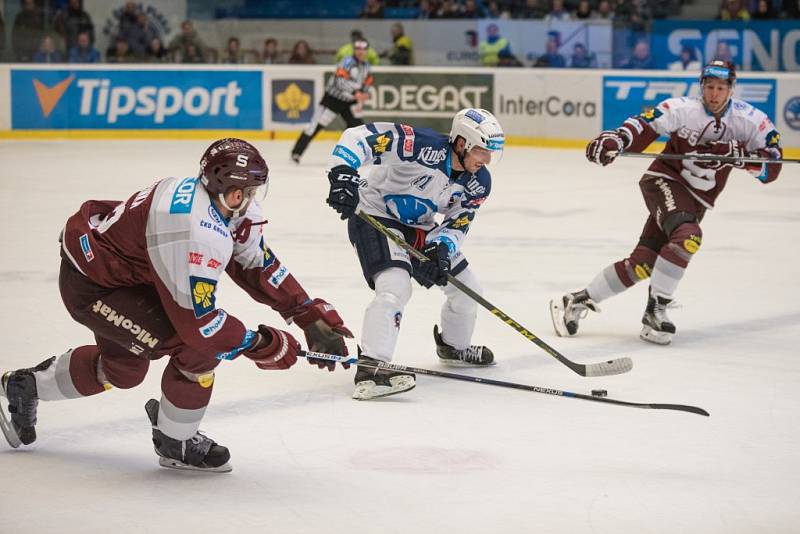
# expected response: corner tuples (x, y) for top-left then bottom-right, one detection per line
(190, 276), (217, 318)
(639, 107), (662, 122)
(262, 242), (276, 269)
(366, 131), (393, 155)
(79, 233), (95, 262)
(450, 215), (470, 229)
(634, 264), (652, 280)
(765, 129), (781, 147)
(683, 235), (701, 254)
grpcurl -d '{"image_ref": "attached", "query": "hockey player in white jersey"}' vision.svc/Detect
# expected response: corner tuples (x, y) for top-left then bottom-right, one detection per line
(326, 109), (505, 400)
(550, 60), (783, 345)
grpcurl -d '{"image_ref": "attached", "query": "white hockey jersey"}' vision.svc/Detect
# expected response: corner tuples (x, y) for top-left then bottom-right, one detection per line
(330, 122), (492, 257)
(619, 95), (782, 207)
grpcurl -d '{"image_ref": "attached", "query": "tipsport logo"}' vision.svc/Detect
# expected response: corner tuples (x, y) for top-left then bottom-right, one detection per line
(11, 69), (262, 129)
(602, 75), (776, 131)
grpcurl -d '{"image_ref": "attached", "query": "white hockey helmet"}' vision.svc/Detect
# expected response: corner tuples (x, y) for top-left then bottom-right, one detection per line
(449, 108), (505, 162)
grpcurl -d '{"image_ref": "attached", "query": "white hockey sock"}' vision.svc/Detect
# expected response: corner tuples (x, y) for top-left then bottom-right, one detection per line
(34, 349), (86, 401)
(586, 264), (628, 302)
(155, 395), (206, 441)
(440, 267), (480, 350)
(649, 256), (685, 298)
(360, 268), (412, 362)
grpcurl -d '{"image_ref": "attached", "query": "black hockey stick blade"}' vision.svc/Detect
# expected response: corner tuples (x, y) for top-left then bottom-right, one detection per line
(619, 151), (798, 164)
(356, 211), (633, 378)
(299, 351), (707, 417)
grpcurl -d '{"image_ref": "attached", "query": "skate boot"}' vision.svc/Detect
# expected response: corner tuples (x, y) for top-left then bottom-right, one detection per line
(640, 290), (676, 345)
(550, 289), (600, 337)
(433, 326), (495, 366)
(0, 356), (55, 448)
(145, 399), (232, 473)
(352, 352), (415, 401)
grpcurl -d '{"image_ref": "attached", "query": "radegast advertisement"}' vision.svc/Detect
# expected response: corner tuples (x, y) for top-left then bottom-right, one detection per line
(650, 20), (800, 72)
(11, 69), (262, 129)
(327, 71), (493, 132)
(603, 75), (776, 133)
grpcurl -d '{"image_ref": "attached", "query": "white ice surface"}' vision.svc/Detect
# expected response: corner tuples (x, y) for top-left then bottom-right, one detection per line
(0, 139), (798, 534)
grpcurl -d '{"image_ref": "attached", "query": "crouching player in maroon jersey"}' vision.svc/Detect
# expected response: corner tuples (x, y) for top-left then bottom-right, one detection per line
(550, 60), (783, 345)
(0, 139), (352, 472)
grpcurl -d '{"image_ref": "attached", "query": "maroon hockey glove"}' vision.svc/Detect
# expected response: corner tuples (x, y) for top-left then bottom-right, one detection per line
(244, 325), (300, 370)
(293, 299), (354, 371)
(586, 131), (625, 166)
(696, 140), (748, 170)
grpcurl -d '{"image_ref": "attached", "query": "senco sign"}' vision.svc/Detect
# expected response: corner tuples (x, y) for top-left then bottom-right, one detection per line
(328, 72), (493, 131)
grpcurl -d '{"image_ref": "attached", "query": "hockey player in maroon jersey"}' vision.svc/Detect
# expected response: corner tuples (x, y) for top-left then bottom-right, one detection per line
(550, 60), (783, 345)
(0, 138), (353, 472)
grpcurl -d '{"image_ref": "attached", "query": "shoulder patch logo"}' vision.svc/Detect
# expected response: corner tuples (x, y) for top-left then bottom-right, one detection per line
(366, 131), (394, 155)
(190, 276), (217, 318)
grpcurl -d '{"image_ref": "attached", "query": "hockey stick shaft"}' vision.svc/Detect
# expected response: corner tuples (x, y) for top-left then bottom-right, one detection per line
(299, 351), (708, 417)
(619, 152), (798, 164)
(356, 211), (632, 378)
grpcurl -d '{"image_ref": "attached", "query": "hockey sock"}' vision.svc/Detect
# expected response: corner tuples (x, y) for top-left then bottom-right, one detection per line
(156, 360), (214, 441)
(34, 346), (105, 400)
(440, 268), (480, 350)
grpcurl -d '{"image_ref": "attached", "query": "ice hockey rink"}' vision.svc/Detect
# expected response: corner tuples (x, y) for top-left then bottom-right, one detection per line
(1, 138), (798, 533)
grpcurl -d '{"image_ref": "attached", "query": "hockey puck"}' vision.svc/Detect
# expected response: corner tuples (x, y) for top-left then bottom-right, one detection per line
(591, 389), (608, 397)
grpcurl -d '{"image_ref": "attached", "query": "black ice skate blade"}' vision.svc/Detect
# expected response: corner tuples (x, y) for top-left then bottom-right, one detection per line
(157, 457), (232, 473)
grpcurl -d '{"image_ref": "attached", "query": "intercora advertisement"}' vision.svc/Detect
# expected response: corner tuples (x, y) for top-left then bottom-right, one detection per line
(10, 69), (262, 129)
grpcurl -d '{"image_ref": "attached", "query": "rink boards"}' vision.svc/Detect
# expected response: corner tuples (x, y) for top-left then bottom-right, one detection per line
(1, 64), (798, 154)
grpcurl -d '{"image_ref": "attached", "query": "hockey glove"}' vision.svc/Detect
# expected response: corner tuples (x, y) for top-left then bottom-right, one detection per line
(586, 130), (626, 166)
(244, 325), (301, 370)
(696, 140), (748, 170)
(412, 241), (451, 289)
(292, 298), (354, 371)
(326, 165), (362, 220)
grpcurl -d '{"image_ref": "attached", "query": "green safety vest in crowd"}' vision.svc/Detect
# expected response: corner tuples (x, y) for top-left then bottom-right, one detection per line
(335, 43), (380, 65)
(479, 37), (509, 67)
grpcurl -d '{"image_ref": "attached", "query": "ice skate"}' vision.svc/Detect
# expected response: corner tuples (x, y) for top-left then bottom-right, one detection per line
(433, 325), (494, 366)
(640, 290), (676, 345)
(352, 354), (415, 401)
(145, 399), (232, 473)
(0, 357), (55, 448)
(550, 289), (600, 337)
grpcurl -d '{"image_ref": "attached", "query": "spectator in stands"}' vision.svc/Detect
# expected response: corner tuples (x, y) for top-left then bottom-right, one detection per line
(262, 38), (281, 64)
(125, 12), (159, 58)
(719, 0), (751, 19)
(620, 40), (654, 69)
(479, 23), (511, 66)
(418, 0), (436, 18)
(593, 0), (614, 19)
(68, 31), (100, 63)
(181, 43), (205, 63)
(513, 0), (546, 18)
(220, 37), (243, 64)
(570, 42), (596, 68)
(668, 45), (701, 71)
(616, 0), (651, 36)
(382, 22), (414, 65)
(461, 0), (486, 17)
(53, 0), (94, 53)
(486, 1), (513, 18)
(289, 39), (316, 64)
(336, 30), (380, 65)
(782, 0), (800, 17)
(752, 0), (777, 17)
(574, 0), (593, 19)
(106, 36), (136, 63)
(12, 0), (45, 62)
(32, 35), (63, 63)
(436, 0), (463, 18)
(534, 36), (566, 67)
(360, 0), (385, 18)
(118, 2), (139, 39)
(545, 0), (572, 21)
(168, 20), (206, 62)
(145, 37), (169, 62)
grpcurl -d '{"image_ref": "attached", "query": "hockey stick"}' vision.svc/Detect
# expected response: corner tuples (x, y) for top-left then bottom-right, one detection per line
(357, 211), (633, 378)
(300, 350), (708, 417)
(619, 152), (799, 164)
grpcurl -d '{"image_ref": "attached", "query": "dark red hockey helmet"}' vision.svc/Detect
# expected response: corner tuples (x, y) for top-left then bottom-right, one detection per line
(700, 59), (737, 86)
(199, 138), (269, 197)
